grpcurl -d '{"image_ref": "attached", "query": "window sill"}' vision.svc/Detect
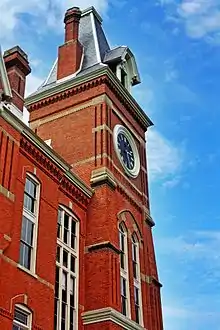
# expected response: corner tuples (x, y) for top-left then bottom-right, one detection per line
(17, 264), (38, 279)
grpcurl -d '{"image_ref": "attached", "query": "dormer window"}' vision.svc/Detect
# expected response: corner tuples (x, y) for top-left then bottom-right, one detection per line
(121, 68), (127, 89)
(109, 63), (117, 75)
(104, 46), (140, 94)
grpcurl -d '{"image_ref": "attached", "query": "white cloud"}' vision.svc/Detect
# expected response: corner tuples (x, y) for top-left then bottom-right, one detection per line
(23, 73), (44, 125)
(162, 176), (181, 188)
(25, 74), (43, 97)
(157, 230), (220, 265)
(0, 0), (110, 41)
(146, 129), (183, 181)
(157, 235), (207, 256)
(163, 306), (198, 318)
(179, 0), (208, 16)
(161, 0), (220, 40)
(195, 230), (220, 241)
(179, 0), (220, 39)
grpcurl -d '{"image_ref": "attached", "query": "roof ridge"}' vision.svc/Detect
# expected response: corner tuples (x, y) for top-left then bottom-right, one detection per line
(81, 6), (102, 23)
(106, 45), (127, 52)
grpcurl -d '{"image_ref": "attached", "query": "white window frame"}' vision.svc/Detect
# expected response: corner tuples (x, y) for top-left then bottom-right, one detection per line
(116, 61), (132, 93)
(55, 205), (79, 330)
(132, 234), (143, 326)
(119, 222), (131, 318)
(19, 174), (40, 273)
(13, 304), (32, 330)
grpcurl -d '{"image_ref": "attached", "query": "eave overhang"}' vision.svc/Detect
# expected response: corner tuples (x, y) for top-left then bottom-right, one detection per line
(25, 66), (153, 130)
(0, 102), (93, 199)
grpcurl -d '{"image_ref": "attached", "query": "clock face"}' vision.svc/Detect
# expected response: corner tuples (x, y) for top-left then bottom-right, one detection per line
(113, 125), (140, 178)
(117, 133), (135, 170)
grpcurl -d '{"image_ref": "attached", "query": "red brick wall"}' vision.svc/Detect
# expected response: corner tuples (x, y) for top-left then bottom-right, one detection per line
(26, 71), (163, 329)
(0, 115), (90, 329)
(26, 75), (163, 329)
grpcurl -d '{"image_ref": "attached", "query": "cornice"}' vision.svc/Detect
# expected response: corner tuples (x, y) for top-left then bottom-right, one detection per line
(90, 167), (117, 190)
(0, 104), (93, 203)
(0, 307), (13, 320)
(116, 181), (143, 213)
(105, 69), (153, 129)
(144, 275), (163, 288)
(90, 166), (148, 214)
(145, 212), (155, 227)
(59, 176), (91, 207)
(25, 67), (153, 130)
(151, 276), (163, 288)
(86, 241), (120, 254)
(82, 307), (146, 330)
(25, 66), (108, 106)
(20, 136), (91, 207)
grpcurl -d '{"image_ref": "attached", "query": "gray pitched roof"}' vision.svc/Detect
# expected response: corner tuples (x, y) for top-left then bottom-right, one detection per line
(31, 6), (140, 97)
(104, 46), (127, 63)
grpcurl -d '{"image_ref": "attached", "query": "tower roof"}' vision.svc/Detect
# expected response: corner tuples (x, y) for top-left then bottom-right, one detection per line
(30, 6), (140, 97)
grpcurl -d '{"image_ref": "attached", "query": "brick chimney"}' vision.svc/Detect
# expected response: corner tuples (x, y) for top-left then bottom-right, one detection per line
(57, 7), (83, 80)
(3, 46), (31, 112)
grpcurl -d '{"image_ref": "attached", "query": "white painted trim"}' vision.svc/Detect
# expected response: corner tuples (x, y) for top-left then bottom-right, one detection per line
(20, 173), (41, 274)
(0, 45), (12, 101)
(17, 264), (38, 279)
(81, 6), (102, 23)
(44, 138), (52, 148)
(25, 66), (153, 129)
(119, 223), (131, 318)
(43, 58), (58, 86)
(6, 103), (23, 120)
(116, 64), (121, 81)
(13, 303), (32, 329)
(90, 12), (101, 63)
(82, 307), (146, 330)
(132, 235), (144, 327)
(56, 206), (79, 330)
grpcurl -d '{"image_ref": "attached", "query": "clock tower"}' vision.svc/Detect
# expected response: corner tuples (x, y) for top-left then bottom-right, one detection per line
(26, 6), (163, 330)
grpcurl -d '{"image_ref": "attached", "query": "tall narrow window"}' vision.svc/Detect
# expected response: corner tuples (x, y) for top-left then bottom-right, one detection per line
(13, 305), (32, 330)
(121, 69), (127, 88)
(18, 76), (22, 95)
(19, 176), (40, 272)
(134, 286), (140, 324)
(119, 223), (130, 318)
(132, 234), (143, 326)
(54, 206), (79, 330)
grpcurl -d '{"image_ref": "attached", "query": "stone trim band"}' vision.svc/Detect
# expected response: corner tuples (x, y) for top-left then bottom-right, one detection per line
(82, 307), (146, 330)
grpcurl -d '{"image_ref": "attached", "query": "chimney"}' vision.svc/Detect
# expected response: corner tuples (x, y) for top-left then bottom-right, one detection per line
(4, 46), (31, 112)
(57, 7), (83, 80)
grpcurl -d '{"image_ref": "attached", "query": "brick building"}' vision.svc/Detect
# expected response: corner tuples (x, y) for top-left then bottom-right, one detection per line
(0, 5), (163, 330)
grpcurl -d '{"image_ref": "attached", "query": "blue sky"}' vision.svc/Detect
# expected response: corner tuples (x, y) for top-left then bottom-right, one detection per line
(1, 0), (220, 329)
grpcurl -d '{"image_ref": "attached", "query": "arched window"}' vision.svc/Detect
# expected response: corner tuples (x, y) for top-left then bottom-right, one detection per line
(19, 174), (40, 273)
(55, 206), (79, 330)
(132, 234), (143, 326)
(119, 223), (131, 318)
(13, 304), (32, 330)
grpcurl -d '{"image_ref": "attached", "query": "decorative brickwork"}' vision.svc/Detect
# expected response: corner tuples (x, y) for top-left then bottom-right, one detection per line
(0, 4), (163, 330)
